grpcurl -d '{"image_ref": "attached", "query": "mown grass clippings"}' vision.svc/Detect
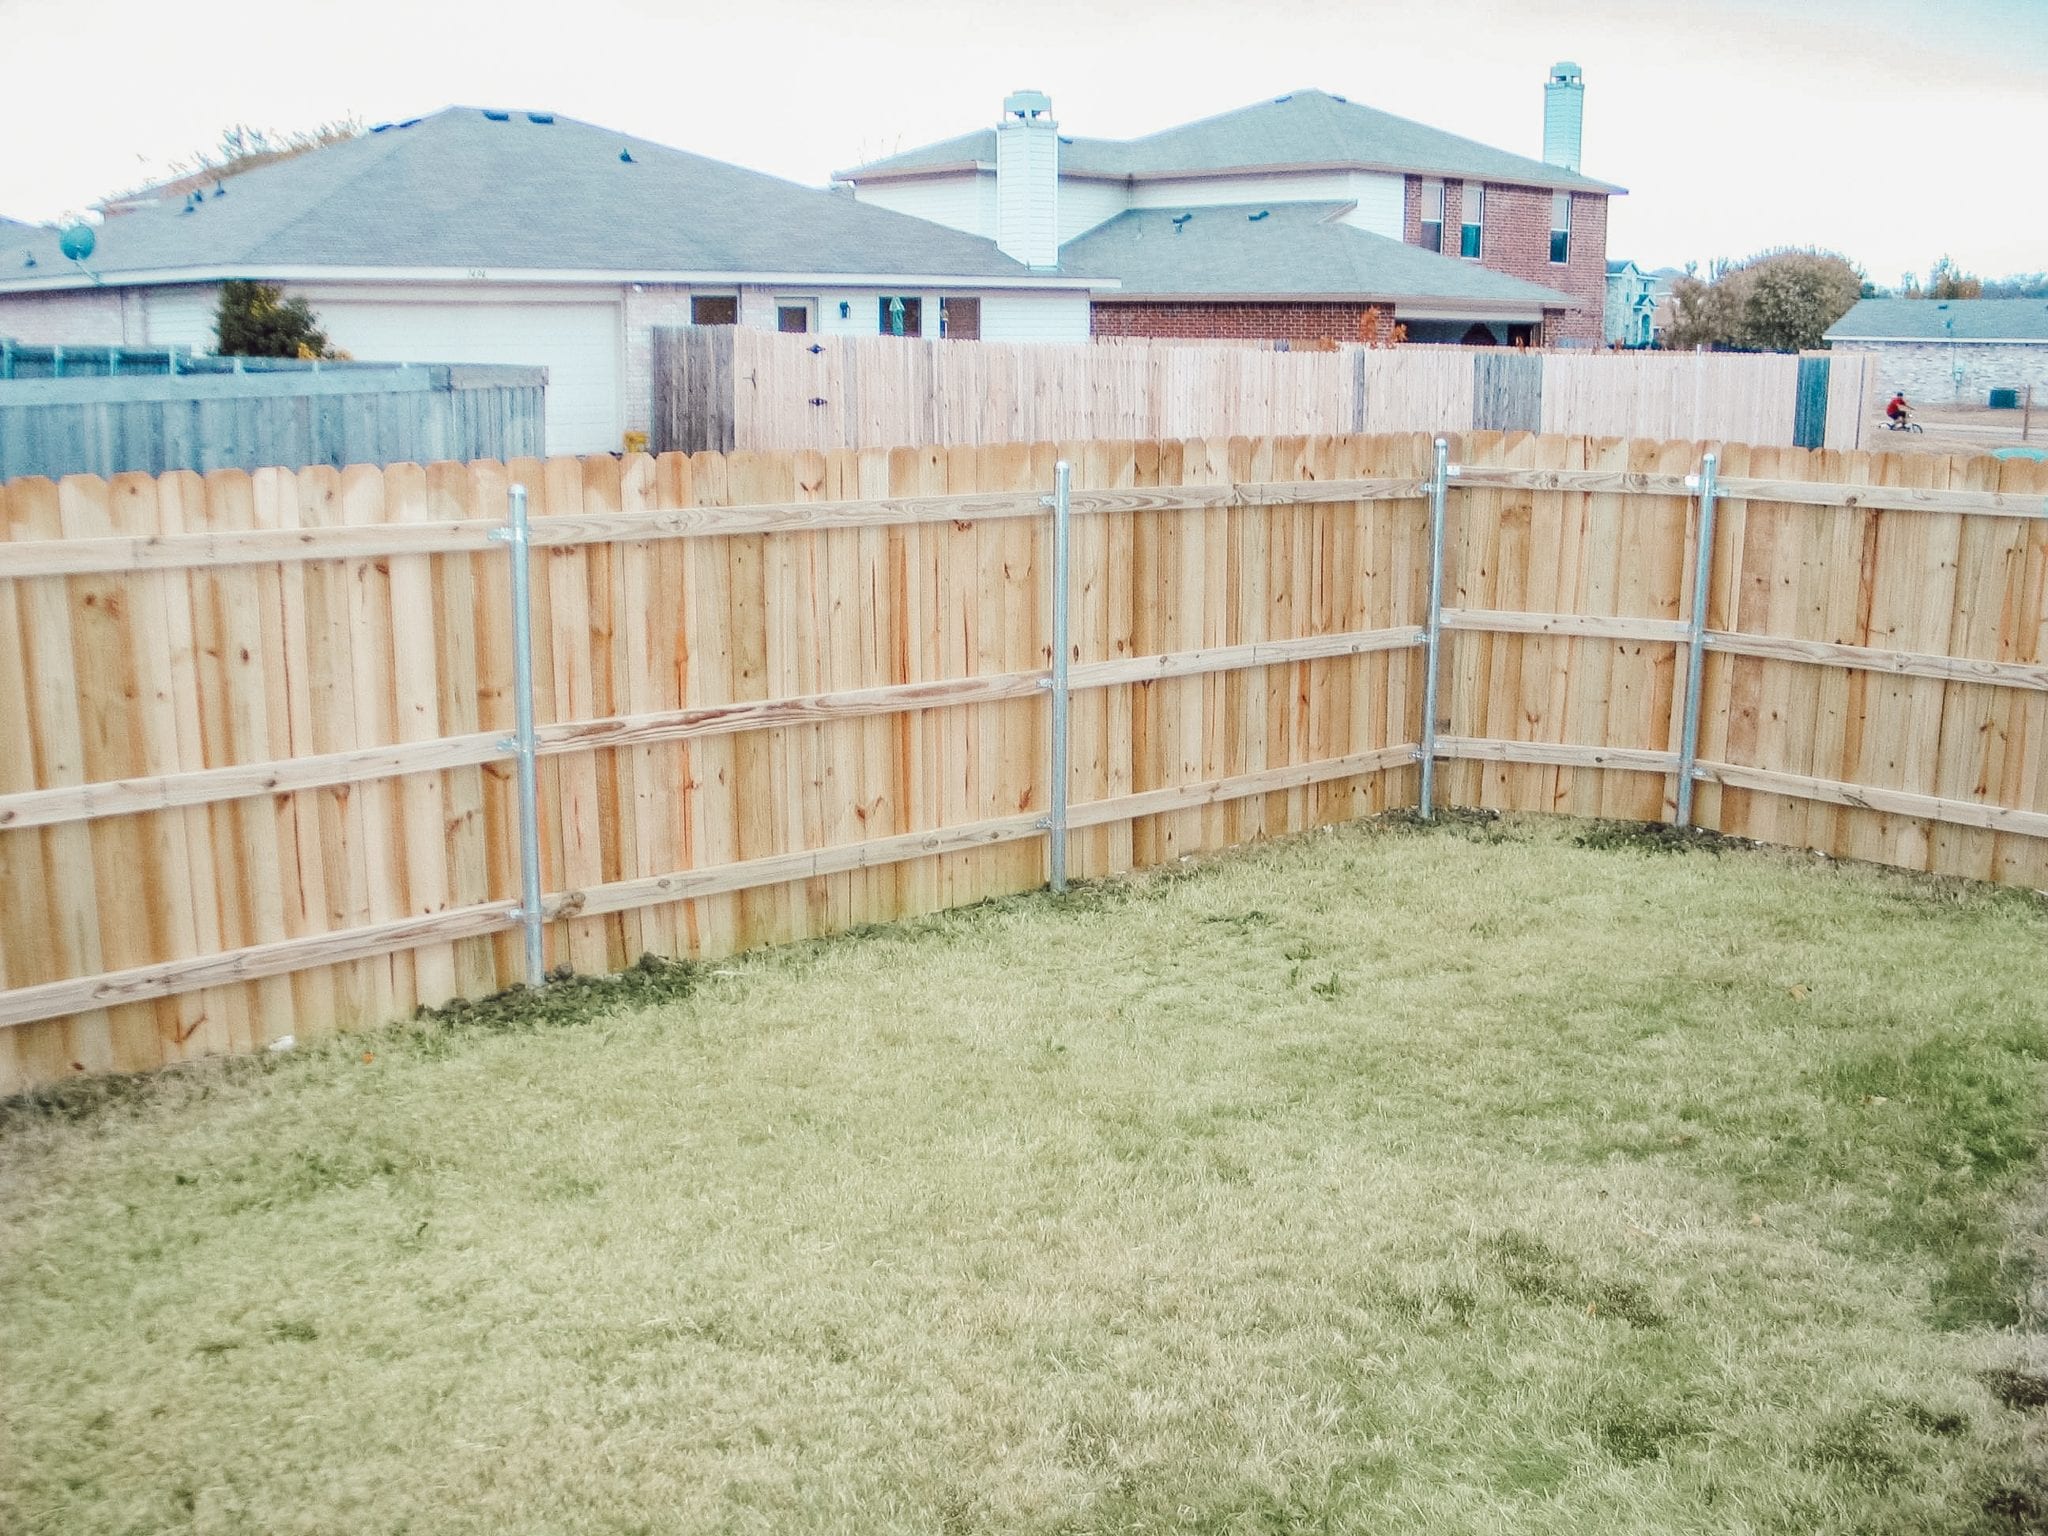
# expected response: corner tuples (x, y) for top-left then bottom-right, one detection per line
(1570, 819), (1752, 856)
(5, 813), (2048, 1535)
(1981, 1478), (2048, 1529)
(1984, 1369), (2048, 1412)
(411, 951), (702, 1036)
(1595, 1404), (1705, 1466)
(0, 953), (703, 1137)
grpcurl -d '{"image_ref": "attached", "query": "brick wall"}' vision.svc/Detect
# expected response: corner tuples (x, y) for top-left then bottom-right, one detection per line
(1402, 176), (1427, 249)
(1480, 185), (1606, 346)
(621, 283), (695, 438)
(1400, 176), (1610, 347)
(1091, 301), (1399, 345)
(1831, 339), (2048, 404)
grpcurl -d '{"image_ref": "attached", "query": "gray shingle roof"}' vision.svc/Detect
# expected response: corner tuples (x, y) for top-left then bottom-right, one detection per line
(1825, 298), (2048, 343)
(1061, 203), (1576, 308)
(0, 110), (1069, 288)
(842, 89), (1620, 194)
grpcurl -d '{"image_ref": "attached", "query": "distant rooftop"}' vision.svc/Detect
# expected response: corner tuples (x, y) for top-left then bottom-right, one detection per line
(0, 109), (1083, 291)
(840, 89), (1622, 195)
(1063, 202), (1575, 308)
(1825, 298), (2048, 344)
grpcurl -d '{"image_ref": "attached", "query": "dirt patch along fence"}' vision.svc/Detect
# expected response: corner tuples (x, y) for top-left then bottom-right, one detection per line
(2, 433), (2045, 1094)
(653, 327), (1875, 456)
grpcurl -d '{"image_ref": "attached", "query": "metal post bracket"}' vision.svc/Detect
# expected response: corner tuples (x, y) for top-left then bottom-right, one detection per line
(1046, 462), (1073, 893)
(1674, 453), (1720, 830)
(1418, 438), (1452, 821)
(502, 484), (546, 988)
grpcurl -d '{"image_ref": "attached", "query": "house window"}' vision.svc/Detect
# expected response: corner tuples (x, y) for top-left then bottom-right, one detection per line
(1459, 185), (1484, 259)
(691, 295), (738, 326)
(939, 296), (981, 339)
(879, 296), (924, 336)
(1419, 179), (1444, 253)
(775, 299), (816, 334)
(1549, 193), (1571, 264)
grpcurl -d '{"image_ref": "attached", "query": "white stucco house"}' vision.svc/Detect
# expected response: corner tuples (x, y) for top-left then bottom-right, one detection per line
(1824, 299), (2048, 403)
(0, 110), (1107, 454)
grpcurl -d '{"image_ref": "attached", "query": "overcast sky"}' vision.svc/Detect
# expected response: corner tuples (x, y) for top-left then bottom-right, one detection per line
(1, 0), (2042, 285)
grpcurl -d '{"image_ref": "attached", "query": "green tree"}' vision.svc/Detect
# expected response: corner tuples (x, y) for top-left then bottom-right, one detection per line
(1922, 255), (1983, 300)
(1662, 271), (1743, 351)
(1984, 272), (2048, 300)
(1662, 248), (1863, 353)
(1737, 251), (1865, 352)
(214, 280), (333, 358)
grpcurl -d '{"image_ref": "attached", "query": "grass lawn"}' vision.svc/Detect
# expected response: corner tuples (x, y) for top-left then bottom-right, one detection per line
(6, 814), (2048, 1534)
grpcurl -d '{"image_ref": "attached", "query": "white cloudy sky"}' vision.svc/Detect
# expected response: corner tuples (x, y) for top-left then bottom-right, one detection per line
(1, 0), (2043, 285)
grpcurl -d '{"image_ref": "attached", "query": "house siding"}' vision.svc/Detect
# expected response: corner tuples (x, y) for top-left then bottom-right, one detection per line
(981, 292), (1093, 342)
(1335, 171), (1406, 239)
(0, 287), (136, 346)
(1091, 300), (1398, 345)
(1057, 179), (1130, 243)
(853, 175), (998, 240)
(995, 118), (1060, 268)
(146, 284), (222, 350)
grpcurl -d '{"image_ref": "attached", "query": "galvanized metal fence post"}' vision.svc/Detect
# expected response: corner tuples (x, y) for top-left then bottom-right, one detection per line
(492, 483), (547, 985)
(1046, 460), (1073, 892)
(1418, 437), (1452, 820)
(1674, 451), (1720, 829)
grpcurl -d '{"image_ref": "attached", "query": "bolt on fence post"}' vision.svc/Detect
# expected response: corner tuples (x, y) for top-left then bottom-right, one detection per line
(1046, 460), (1073, 892)
(498, 482), (547, 986)
(1418, 437), (1451, 820)
(1675, 451), (1720, 829)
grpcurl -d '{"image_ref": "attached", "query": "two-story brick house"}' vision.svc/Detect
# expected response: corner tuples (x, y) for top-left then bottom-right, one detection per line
(837, 65), (1623, 347)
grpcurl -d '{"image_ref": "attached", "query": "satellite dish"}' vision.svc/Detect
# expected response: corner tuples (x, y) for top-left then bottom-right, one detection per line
(59, 224), (96, 262)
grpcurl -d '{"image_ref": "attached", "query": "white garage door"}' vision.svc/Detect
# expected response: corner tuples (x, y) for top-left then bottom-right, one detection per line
(145, 285), (222, 351)
(311, 300), (623, 456)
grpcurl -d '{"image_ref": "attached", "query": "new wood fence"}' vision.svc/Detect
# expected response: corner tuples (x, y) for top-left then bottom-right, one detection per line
(654, 328), (1875, 457)
(2, 433), (2043, 1095)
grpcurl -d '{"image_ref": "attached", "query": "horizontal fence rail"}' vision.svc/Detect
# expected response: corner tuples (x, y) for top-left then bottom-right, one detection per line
(3, 432), (2046, 1093)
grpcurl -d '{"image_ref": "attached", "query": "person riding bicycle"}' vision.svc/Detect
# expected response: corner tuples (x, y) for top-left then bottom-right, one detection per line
(1887, 391), (1912, 426)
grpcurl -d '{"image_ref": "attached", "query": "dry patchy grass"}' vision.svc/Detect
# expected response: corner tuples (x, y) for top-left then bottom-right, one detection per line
(5, 815), (2048, 1534)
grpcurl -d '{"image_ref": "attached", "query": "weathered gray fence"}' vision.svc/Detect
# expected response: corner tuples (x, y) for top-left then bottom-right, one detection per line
(652, 326), (736, 455)
(0, 364), (546, 481)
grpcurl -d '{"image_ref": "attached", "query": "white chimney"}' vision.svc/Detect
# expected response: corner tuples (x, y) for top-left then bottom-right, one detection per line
(1543, 61), (1584, 172)
(995, 89), (1060, 268)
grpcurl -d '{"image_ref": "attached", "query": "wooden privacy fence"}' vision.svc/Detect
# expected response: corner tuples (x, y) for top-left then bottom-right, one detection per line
(654, 328), (1875, 457)
(2, 433), (2046, 1095)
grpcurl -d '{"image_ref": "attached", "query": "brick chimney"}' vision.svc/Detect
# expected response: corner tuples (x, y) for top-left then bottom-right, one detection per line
(995, 89), (1060, 269)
